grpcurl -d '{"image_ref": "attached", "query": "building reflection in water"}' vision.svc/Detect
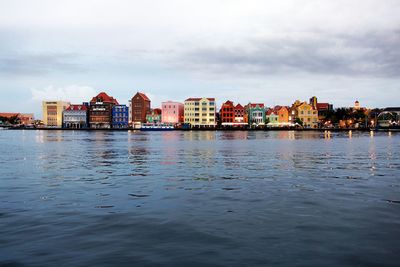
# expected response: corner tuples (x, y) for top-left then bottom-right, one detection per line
(128, 132), (150, 176)
(36, 130), (65, 143)
(183, 131), (216, 141)
(218, 131), (248, 140)
(160, 132), (179, 166)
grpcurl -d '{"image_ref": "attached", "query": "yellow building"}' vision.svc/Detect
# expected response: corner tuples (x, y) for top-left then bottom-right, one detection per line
(296, 102), (318, 128)
(42, 101), (70, 127)
(184, 97), (216, 128)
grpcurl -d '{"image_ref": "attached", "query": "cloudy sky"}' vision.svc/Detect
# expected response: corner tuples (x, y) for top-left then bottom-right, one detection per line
(1, 0), (399, 118)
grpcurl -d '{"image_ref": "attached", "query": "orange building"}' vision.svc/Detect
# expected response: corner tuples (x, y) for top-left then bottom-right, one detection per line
(277, 106), (289, 123)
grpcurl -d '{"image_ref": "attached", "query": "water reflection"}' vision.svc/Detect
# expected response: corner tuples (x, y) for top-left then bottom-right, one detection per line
(1, 130), (400, 266)
(183, 131), (216, 141)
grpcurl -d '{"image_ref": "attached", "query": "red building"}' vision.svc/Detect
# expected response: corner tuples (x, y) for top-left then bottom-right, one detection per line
(234, 104), (245, 123)
(89, 92), (119, 129)
(220, 100), (235, 124)
(131, 92), (151, 126)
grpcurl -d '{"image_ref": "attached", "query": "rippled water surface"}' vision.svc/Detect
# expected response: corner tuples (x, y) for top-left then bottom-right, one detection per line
(0, 130), (399, 266)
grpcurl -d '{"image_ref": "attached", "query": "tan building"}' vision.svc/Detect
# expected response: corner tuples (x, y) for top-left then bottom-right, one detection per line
(42, 101), (70, 127)
(184, 97), (216, 128)
(289, 100), (318, 128)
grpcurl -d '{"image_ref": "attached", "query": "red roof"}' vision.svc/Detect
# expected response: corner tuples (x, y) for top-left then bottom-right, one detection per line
(235, 103), (244, 110)
(272, 105), (288, 112)
(266, 109), (277, 115)
(249, 103), (265, 108)
(90, 92), (119, 105)
(316, 103), (330, 110)
(185, 97), (215, 101)
(134, 92), (150, 102)
(222, 100), (234, 106)
(153, 108), (162, 114)
(0, 113), (20, 118)
(66, 104), (88, 111)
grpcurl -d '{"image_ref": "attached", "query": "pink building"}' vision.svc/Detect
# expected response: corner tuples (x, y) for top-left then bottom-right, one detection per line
(161, 101), (184, 124)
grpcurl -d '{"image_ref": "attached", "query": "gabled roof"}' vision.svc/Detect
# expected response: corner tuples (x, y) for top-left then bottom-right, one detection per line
(66, 104), (88, 111)
(266, 109), (276, 116)
(235, 103), (244, 109)
(133, 92), (151, 102)
(185, 97), (215, 101)
(90, 92), (119, 105)
(298, 102), (315, 110)
(272, 105), (288, 113)
(222, 100), (234, 106)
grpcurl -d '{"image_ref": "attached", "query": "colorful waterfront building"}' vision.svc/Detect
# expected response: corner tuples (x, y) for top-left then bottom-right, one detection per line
(161, 101), (184, 124)
(266, 106), (290, 127)
(234, 104), (245, 123)
(184, 97), (216, 128)
(266, 108), (279, 125)
(63, 103), (89, 129)
(277, 106), (289, 124)
(146, 108), (162, 123)
(89, 92), (119, 129)
(220, 100), (235, 125)
(42, 101), (70, 127)
(247, 103), (265, 126)
(112, 105), (129, 128)
(309, 96), (333, 122)
(290, 100), (318, 128)
(131, 92), (151, 128)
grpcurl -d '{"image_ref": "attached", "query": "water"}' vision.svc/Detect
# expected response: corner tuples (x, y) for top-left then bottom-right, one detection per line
(0, 130), (399, 266)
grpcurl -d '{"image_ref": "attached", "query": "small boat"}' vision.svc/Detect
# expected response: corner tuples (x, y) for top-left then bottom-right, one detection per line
(140, 123), (175, 131)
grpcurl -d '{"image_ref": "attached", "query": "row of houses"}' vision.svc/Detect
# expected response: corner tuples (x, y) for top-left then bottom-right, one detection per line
(42, 91), (335, 129)
(42, 92), (183, 129)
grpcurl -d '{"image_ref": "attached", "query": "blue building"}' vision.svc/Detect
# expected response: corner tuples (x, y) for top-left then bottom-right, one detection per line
(112, 105), (129, 128)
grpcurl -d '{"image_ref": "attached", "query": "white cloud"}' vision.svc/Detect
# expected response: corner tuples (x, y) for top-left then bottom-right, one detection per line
(31, 85), (96, 103)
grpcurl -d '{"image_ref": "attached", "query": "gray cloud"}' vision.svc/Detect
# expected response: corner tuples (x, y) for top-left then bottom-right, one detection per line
(0, 52), (85, 76)
(176, 30), (400, 78)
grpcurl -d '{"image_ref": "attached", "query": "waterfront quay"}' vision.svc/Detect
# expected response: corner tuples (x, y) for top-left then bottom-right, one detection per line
(2, 91), (399, 131)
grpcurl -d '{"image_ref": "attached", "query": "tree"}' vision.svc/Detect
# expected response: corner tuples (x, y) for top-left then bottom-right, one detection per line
(295, 118), (303, 126)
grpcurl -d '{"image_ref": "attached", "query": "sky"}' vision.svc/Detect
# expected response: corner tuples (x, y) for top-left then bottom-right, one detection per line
(0, 0), (399, 118)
